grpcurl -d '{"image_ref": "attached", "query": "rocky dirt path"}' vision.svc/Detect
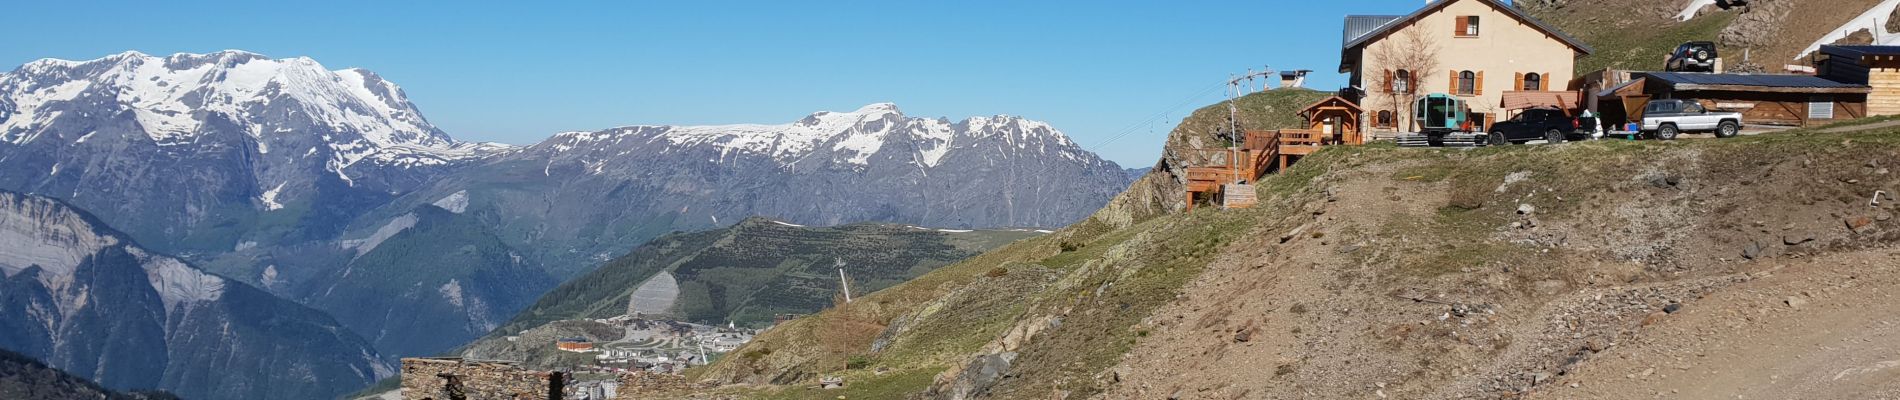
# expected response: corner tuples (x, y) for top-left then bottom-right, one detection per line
(1537, 249), (1900, 399)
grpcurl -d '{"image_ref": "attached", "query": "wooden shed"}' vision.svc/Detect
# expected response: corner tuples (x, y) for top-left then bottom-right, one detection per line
(1635, 72), (1870, 126)
(1297, 96), (1365, 145)
(1816, 45), (1900, 116)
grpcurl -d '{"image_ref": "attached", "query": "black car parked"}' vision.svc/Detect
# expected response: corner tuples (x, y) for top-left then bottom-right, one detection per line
(1667, 41), (1718, 72)
(1485, 108), (1578, 145)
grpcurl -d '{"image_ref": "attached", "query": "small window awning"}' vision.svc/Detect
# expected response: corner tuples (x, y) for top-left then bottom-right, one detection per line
(1500, 91), (1582, 110)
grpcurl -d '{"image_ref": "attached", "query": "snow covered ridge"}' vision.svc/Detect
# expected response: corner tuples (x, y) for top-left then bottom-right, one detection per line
(536, 102), (1086, 168)
(1795, 0), (1900, 59)
(0, 50), (512, 162)
(1677, 0), (1717, 21)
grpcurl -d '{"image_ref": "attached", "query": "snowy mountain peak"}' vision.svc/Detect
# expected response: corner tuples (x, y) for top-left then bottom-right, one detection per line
(535, 103), (1097, 169)
(853, 102), (901, 114)
(3, 50), (459, 149)
(1, 50), (510, 174)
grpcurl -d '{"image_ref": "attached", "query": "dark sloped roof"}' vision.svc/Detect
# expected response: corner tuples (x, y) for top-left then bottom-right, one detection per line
(1343, 15), (1402, 48)
(1642, 72), (1865, 88)
(1341, 0), (1593, 55)
(1820, 45), (1900, 58)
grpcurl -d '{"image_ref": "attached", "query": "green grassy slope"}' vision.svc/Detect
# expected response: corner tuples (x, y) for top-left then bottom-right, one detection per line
(482, 218), (1039, 338)
(1517, 1), (1735, 75)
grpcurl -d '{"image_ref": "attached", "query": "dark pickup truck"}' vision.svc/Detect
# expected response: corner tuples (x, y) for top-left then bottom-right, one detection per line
(1485, 108), (1581, 145)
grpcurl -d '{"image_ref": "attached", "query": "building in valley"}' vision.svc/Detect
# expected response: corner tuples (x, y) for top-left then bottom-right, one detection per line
(556, 337), (596, 352)
(1339, 0), (1593, 134)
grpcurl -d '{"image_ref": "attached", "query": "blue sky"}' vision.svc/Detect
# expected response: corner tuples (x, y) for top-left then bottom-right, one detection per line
(3, 0), (1424, 167)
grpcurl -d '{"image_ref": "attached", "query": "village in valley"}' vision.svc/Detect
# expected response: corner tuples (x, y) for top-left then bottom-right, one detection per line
(546, 316), (762, 374)
(395, 0), (1900, 398)
(400, 311), (775, 399)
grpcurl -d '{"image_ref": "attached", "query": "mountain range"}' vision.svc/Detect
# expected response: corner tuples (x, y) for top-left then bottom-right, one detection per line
(0, 190), (386, 400)
(0, 50), (1131, 398)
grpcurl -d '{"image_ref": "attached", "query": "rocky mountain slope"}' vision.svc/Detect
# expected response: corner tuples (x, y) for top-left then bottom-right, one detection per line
(0, 190), (389, 400)
(666, 107), (1900, 399)
(302, 204), (556, 359)
(0, 348), (179, 400)
(1521, 0), (1900, 73)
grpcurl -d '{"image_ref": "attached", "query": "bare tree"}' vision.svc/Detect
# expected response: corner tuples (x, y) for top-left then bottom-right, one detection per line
(1368, 27), (1441, 132)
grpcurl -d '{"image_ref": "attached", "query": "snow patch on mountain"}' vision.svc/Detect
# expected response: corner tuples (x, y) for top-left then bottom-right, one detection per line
(433, 190), (469, 213)
(260, 182), (287, 211)
(1795, 0), (1900, 59)
(1677, 0), (1717, 21)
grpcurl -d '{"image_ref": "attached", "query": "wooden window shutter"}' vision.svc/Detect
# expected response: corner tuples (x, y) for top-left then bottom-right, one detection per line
(1476, 71), (1485, 95)
(1383, 70), (1394, 93)
(1449, 71), (1459, 93)
(1455, 16), (1468, 36)
(1544, 71), (1553, 90)
(1515, 73), (1525, 92)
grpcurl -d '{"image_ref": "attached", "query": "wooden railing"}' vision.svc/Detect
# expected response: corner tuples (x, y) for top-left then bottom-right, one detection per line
(1279, 129), (1322, 146)
(1181, 128), (1350, 210)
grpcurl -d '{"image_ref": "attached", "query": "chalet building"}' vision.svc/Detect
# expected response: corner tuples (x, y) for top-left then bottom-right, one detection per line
(1340, 0), (1593, 133)
(556, 337), (595, 352)
(1817, 45), (1900, 117)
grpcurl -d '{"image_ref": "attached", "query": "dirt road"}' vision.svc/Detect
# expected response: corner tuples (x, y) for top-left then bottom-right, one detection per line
(1539, 249), (1900, 399)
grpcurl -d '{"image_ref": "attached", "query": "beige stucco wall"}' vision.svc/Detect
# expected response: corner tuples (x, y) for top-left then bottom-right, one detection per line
(1355, 0), (1581, 132)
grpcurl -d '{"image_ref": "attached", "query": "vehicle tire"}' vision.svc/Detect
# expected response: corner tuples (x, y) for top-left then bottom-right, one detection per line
(1488, 131), (1507, 146)
(1656, 124), (1680, 141)
(1545, 129), (1565, 144)
(1714, 120), (1739, 138)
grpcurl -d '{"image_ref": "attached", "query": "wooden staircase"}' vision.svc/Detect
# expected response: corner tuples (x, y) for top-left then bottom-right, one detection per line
(1182, 129), (1329, 211)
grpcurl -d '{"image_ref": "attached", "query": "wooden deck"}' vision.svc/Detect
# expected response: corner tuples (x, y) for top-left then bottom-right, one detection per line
(1184, 129), (1342, 211)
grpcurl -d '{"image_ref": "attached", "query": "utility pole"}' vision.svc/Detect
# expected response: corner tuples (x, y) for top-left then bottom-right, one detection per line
(1226, 66), (1276, 183)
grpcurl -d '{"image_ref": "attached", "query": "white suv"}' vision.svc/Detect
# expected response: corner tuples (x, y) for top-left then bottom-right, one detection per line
(1641, 99), (1744, 140)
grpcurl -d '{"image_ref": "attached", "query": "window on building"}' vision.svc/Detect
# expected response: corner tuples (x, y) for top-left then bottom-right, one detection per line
(1523, 73), (1542, 91)
(1377, 110), (1394, 128)
(1811, 96), (1836, 119)
(1456, 16), (1481, 37)
(1394, 70), (1412, 93)
(1458, 71), (1476, 95)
